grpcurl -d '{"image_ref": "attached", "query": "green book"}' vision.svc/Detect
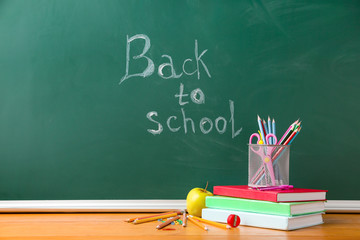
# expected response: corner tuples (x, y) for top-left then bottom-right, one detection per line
(205, 196), (325, 216)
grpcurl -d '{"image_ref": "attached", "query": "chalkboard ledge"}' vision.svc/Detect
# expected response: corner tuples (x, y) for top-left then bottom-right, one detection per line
(0, 200), (358, 213)
(325, 201), (360, 213)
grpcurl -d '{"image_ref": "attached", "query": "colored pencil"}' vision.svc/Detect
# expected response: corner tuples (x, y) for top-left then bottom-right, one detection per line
(288, 127), (301, 145)
(280, 121), (301, 145)
(258, 115), (265, 144)
(263, 119), (268, 135)
(190, 215), (231, 229)
(272, 127), (300, 160)
(257, 131), (264, 144)
(272, 118), (276, 144)
(156, 216), (180, 229)
(277, 120), (298, 145)
(283, 127), (300, 145)
(294, 121), (301, 131)
(278, 120), (297, 144)
(260, 118), (267, 139)
(257, 115), (266, 144)
(182, 212), (187, 227)
(133, 212), (179, 224)
(267, 116), (272, 144)
(187, 216), (208, 231)
(280, 129), (293, 144)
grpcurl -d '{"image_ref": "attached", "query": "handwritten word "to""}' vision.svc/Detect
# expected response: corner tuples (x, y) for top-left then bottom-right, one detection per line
(120, 34), (211, 84)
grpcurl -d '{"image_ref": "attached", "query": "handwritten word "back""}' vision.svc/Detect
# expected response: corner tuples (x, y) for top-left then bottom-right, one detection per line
(120, 34), (211, 84)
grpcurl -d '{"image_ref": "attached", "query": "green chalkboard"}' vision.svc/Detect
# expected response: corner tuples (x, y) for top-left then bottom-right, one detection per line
(0, 0), (359, 200)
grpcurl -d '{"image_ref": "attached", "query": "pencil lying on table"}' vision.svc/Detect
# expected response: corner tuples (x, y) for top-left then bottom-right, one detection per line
(189, 215), (231, 229)
(182, 211), (187, 227)
(156, 216), (180, 230)
(133, 212), (180, 224)
(187, 215), (208, 231)
(125, 211), (181, 223)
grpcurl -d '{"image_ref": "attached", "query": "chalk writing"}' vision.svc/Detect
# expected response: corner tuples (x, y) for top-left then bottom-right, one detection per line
(120, 34), (211, 84)
(119, 34), (242, 138)
(146, 83), (242, 138)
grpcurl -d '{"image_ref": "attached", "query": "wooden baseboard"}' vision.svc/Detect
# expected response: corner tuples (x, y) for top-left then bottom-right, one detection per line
(0, 200), (358, 213)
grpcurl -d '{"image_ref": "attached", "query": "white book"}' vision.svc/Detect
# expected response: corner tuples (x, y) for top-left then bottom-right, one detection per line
(202, 208), (324, 230)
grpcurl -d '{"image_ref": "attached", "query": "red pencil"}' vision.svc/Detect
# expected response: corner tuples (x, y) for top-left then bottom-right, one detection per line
(260, 118), (267, 139)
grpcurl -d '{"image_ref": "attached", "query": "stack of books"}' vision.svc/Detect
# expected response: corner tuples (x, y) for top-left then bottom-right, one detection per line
(202, 185), (327, 230)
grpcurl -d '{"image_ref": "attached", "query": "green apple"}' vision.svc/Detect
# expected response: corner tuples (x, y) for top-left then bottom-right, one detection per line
(186, 187), (213, 217)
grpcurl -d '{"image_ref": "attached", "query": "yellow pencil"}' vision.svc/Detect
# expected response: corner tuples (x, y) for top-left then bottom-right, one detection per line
(125, 211), (180, 223)
(124, 217), (137, 223)
(189, 215), (231, 229)
(187, 216), (208, 231)
(133, 212), (179, 224)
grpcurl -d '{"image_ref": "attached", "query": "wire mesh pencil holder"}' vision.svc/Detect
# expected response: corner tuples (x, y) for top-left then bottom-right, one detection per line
(248, 144), (290, 187)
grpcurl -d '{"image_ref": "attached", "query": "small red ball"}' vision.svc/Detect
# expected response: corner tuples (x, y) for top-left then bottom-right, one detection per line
(227, 214), (241, 228)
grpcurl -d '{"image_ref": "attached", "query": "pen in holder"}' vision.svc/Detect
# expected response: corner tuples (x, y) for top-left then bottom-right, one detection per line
(248, 144), (290, 187)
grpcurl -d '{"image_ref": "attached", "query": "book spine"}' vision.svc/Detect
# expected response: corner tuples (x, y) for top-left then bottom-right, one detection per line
(213, 187), (279, 202)
(206, 197), (290, 216)
(202, 208), (289, 230)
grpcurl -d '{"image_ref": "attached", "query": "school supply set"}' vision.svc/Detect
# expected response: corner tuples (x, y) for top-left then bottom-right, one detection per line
(201, 117), (327, 230)
(249, 116), (301, 187)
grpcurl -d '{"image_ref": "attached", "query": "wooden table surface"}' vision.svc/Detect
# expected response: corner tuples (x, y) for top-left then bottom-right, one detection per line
(0, 213), (359, 240)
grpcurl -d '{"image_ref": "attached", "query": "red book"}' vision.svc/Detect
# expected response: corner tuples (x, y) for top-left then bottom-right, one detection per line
(213, 185), (327, 202)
